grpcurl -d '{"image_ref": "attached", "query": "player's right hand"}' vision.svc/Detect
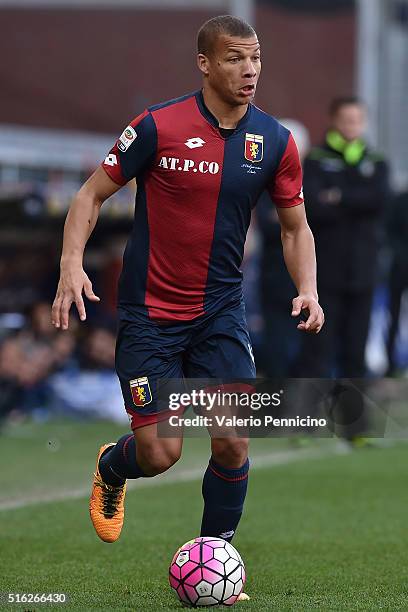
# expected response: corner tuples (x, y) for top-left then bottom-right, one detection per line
(51, 265), (100, 330)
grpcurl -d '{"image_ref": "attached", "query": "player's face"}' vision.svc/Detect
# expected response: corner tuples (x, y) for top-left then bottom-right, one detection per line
(201, 35), (261, 106)
(332, 104), (366, 142)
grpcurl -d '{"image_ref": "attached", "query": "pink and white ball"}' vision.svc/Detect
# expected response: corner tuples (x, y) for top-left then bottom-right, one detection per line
(169, 536), (245, 607)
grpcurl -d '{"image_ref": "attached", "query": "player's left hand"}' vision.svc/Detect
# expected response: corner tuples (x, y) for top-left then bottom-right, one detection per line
(291, 295), (324, 334)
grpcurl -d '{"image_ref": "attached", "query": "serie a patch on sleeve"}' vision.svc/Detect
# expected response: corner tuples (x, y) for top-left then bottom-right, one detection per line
(118, 125), (137, 152)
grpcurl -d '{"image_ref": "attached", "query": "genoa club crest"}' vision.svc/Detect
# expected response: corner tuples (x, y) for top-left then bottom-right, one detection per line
(244, 133), (264, 163)
(130, 376), (152, 407)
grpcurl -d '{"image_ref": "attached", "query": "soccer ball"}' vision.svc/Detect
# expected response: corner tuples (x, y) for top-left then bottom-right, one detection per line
(169, 536), (245, 607)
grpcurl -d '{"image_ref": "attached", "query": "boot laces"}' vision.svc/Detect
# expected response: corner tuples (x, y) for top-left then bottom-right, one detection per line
(94, 474), (123, 518)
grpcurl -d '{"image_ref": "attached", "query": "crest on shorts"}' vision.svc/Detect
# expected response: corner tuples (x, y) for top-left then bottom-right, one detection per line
(130, 376), (152, 406)
(244, 133), (263, 163)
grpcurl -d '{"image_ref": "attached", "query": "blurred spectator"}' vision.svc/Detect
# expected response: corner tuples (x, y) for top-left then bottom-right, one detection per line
(49, 322), (126, 425)
(80, 324), (116, 370)
(257, 119), (310, 377)
(0, 300), (125, 426)
(293, 97), (390, 443)
(296, 97), (390, 379)
(0, 339), (22, 424)
(0, 301), (78, 420)
(386, 190), (408, 374)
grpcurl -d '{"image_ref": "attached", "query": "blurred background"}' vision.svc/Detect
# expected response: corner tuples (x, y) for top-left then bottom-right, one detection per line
(0, 0), (407, 427)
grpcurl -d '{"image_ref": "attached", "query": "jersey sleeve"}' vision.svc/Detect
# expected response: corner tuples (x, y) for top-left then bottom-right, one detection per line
(101, 110), (157, 186)
(267, 132), (304, 208)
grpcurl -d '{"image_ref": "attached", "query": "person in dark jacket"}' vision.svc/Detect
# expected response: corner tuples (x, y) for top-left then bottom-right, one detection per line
(297, 97), (389, 378)
(296, 97), (390, 441)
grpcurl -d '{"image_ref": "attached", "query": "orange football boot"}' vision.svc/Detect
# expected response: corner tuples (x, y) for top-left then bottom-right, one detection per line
(89, 443), (127, 543)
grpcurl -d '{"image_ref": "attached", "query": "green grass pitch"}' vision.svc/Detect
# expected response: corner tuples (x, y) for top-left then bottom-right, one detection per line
(0, 419), (407, 611)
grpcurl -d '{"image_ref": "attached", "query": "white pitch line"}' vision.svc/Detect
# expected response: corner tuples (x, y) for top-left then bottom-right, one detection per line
(0, 447), (336, 512)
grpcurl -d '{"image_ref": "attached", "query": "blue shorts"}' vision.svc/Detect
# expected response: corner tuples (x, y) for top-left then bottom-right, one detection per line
(115, 301), (256, 429)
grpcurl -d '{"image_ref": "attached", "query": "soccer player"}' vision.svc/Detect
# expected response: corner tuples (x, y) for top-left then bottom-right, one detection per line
(51, 14), (324, 597)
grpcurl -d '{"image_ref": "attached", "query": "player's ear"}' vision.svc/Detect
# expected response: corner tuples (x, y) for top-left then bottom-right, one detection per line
(197, 53), (210, 76)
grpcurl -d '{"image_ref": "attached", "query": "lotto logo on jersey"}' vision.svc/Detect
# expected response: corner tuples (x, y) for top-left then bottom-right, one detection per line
(245, 133), (263, 163)
(104, 153), (118, 167)
(158, 156), (220, 175)
(118, 125), (137, 152)
(129, 377), (152, 407)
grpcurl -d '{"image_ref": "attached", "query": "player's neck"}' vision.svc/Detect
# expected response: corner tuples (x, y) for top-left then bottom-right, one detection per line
(202, 87), (248, 129)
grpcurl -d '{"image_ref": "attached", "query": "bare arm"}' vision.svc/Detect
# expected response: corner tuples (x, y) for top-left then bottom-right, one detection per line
(277, 203), (324, 334)
(52, 167), (122, 330)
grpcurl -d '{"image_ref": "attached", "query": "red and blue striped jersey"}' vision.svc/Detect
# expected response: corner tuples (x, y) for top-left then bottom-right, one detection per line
(102, 90), (303, 322)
